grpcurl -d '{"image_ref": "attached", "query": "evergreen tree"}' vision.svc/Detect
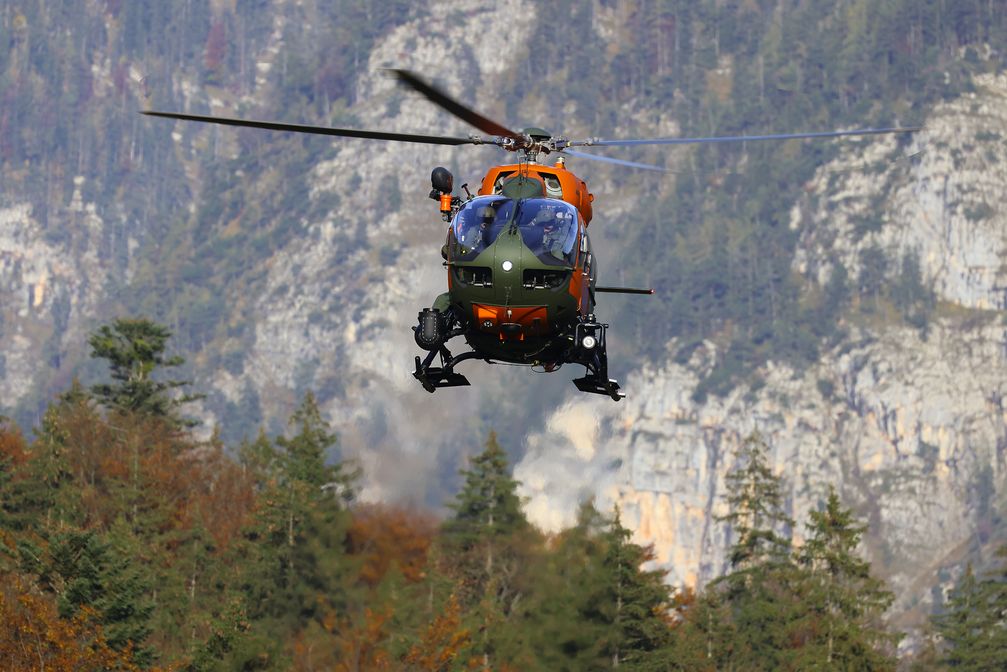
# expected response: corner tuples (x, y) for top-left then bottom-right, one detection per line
(5, 404), (81, 534)
(444, 431), (527, 554)
(236, 391), (358, 665)
(597, 507), (673, 670)
(443, 431), (532, 667)
(22, 521), (155, 666)
(707, 432), (801, 670)
(794, 487), (898, 670)
(719, 432), (794, 573)
(88, 317), (203, 426)
(520, 502), (611, 670)
(937, 547), (1007, 670)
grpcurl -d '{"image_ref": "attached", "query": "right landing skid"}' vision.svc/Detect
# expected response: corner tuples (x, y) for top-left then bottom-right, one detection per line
(571, 317), (625, 401)
(572, 375), (625, 401)
(413, 355), (470, 392)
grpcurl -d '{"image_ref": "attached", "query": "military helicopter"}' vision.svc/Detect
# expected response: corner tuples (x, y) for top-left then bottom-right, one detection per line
(143, 70), (918, 401)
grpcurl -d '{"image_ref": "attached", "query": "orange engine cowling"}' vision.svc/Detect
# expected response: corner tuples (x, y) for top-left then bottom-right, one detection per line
(478, 161), (594, 224)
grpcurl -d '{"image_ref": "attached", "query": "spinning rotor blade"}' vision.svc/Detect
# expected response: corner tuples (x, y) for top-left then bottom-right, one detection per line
(141, 110), (484, 146)
(563, 148), (667, 172)
(566, 126), (921, 148)
(388, 69), (522, 140)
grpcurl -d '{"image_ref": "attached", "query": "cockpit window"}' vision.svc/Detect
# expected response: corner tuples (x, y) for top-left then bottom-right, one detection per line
(517, 199), (579, 266)
(452, 196), (513, 261)
(451, 196), (579, 266)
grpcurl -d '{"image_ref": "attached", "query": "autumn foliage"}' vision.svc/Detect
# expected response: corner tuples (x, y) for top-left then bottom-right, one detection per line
(347, 504), (437, 586)
(0, 575), (143, 672)
(404, 595), (477, 672)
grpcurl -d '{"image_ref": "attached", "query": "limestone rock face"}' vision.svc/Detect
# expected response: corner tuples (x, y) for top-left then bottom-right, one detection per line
(793, 72), (1007, 310)
(0, 188), (112, 409)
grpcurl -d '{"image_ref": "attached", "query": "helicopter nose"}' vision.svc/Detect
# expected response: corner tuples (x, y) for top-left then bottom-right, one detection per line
(491, 230), (525, 296)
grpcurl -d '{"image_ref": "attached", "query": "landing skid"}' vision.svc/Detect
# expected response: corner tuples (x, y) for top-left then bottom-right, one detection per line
(413, 344), (483, 393)
(411, 311), (624, 401)
(572, 375), (625, 401)
(570, 316), (624, 401)
(413, 355), (470, 392)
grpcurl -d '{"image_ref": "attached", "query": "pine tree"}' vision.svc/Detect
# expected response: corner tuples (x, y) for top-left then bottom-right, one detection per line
(5, 404), (81, 534)
(708, 432), (801, 670)
(937, 547), (1007, 670)
(442, 431), (532, 667)
(794, 487), (897, 670)
(519, 501), (610, 670)
(22, 521), (155, 666)
(88, 317), (203, 426)
(718, 432), (794, 574)
(236, 392), (358, 659)
(444, 431), (527, 556)
(597, 507), (673, 670)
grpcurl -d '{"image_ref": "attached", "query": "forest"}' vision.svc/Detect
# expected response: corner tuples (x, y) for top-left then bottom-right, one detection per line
(1, 318), (1004, 670)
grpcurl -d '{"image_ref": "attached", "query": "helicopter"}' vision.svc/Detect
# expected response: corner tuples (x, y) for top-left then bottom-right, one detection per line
(143, 70), (918, 401)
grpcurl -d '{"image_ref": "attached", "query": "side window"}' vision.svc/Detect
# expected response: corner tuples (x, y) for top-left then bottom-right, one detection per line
(543, 174), (563, 198)
(583, 230), (595, 281)
(492, 171), (516, 194)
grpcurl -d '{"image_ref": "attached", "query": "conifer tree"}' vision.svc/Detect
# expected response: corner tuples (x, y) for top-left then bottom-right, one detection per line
(597, 507), (673, 670)
(937, 547), (1007, 670)
(237, 392), (358, 654)
(22, 521), (155, 666)
(707, 432), (801, 670)
(6, 404), (80, 534)
(718, 432), (794, 574)
(794, 487), (897, 669)
(520, 501), (611, 669)
(88, 317), (203, 426)
(444, 431), (527, 555)
(443, 432), (532, 667)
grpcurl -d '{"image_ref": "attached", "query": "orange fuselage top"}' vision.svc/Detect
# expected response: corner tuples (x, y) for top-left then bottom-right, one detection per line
(477, 161), (594, 224)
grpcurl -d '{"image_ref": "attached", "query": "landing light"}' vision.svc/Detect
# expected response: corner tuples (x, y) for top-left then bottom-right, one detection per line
(582, 335), (597, 350)
(502, 260), (513, 272)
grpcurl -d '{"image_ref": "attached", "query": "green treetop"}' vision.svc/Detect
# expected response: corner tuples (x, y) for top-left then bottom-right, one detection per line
(597, 506), (673, 670)
(706, 432), (801, 670)
(443, 432), (531, 668)
(444, 431), (527, 552)
(22, 520), (155, 667)
(719, 432), (794, 572)
(88, 317), (203, 426)
(237, 392), (358, 640)
(937, 547), (1007, 670)
(794, 486), (897, 670)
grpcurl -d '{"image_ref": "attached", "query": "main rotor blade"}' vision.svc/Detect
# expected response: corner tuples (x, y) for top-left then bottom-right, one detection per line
(595, 286), (655, 295)
(141, 110), (483, 146)
(563, 148), (667, 172)
(388, 69), (522, 140)
(567, 126), (921, 148)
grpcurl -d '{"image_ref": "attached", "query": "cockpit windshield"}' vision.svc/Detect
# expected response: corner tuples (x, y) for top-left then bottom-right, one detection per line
(518, 199), (579, 266)
(452, 196), (580, 266)
(452, 196), (513, 260)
